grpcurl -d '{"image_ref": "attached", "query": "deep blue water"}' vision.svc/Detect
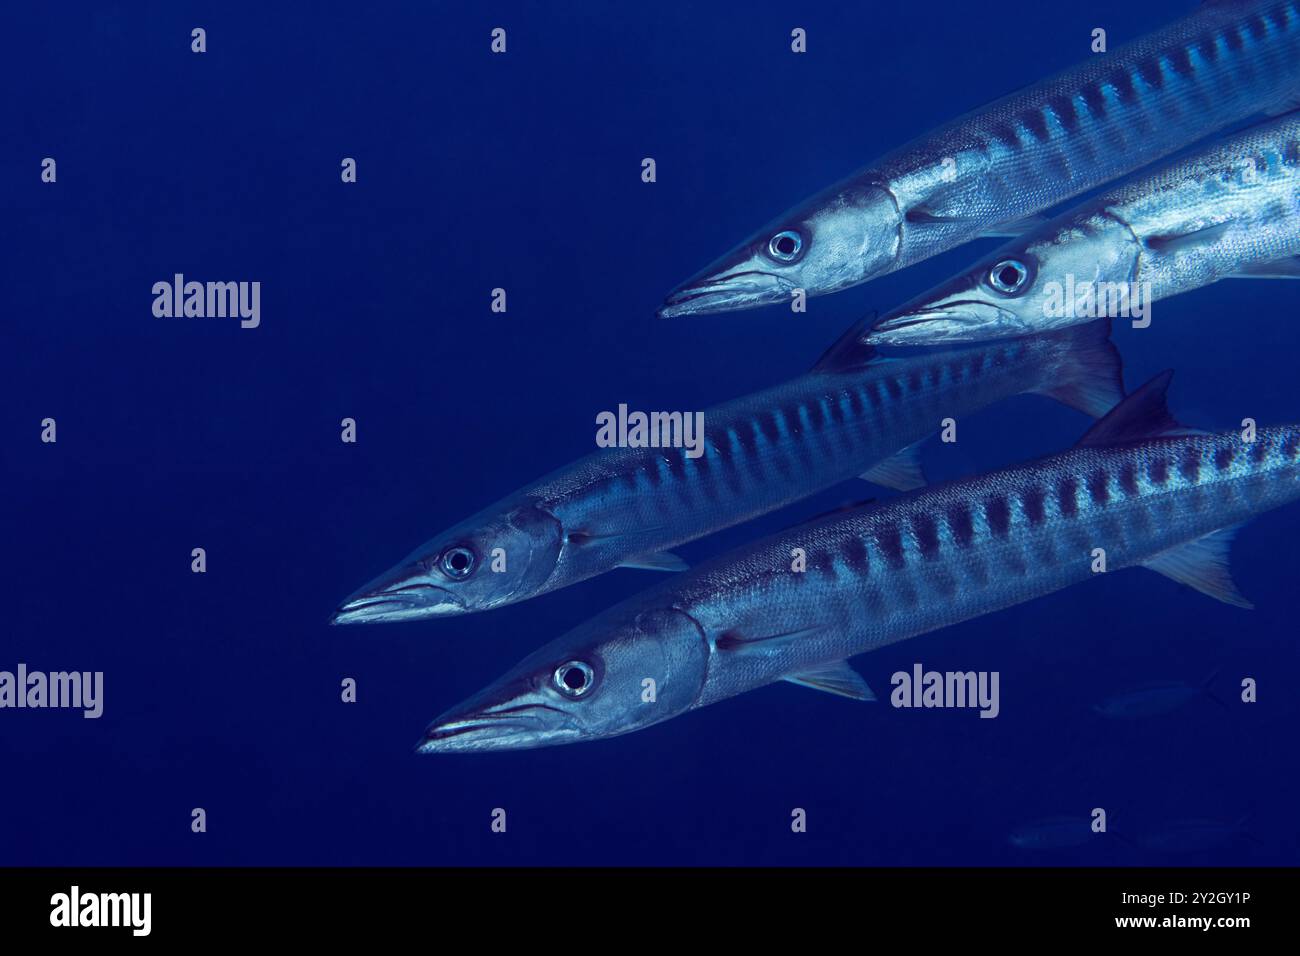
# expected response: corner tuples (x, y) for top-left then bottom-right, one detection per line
(5, 1), (1298, 866)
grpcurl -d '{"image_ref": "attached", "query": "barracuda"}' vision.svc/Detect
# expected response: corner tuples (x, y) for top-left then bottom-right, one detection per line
(660, 0), (1300, 318)
(870, 111), (1300, 345)
(419, 373), (1300, 751)
(331, 323), (1120, 623)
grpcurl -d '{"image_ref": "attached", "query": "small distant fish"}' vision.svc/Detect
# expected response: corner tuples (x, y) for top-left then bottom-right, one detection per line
(417, 372), (1300, 752)
(1139, 816), (1254, 852)
(661, 0), (1300, 317)
(1093, 672), (1226, 719)
(1009, 817), (1099, 850)
(869, 111), (1300, 346)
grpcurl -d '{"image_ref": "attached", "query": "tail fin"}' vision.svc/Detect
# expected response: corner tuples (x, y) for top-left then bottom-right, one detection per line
(1190, 671), (1222, 712)
(1232, 812), (1262, 847)
(1028, 319), (1125, 419)
(1200, 666), (1229, 709)
(1203, 686), (1232, 711)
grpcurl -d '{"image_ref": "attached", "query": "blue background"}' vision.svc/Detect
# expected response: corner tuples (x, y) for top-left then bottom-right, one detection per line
(4, 0), (1296, 865)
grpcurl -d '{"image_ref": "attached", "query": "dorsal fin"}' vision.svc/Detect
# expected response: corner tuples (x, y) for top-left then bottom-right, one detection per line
(812, 314), (878, 372)
(1075, 370), (1188, 448)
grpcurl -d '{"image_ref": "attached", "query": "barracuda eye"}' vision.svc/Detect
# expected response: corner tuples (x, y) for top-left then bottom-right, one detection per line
(988, 258), (1030, 295)
(439, 546), (476, 579)
(767, 229), (804, 262)
(553, 661), (595, 698)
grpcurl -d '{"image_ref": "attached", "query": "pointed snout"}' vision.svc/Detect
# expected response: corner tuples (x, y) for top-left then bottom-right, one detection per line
(330, 562), (465, 625)
(867, 301), (1023, 346)
(415, 717), (533, 754)
(416, 698), (574, 754)
(658, 269), (796, 318)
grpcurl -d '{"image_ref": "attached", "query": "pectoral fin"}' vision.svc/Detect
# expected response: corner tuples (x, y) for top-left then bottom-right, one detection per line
(784, 662), (876, 701)
(905, 206), (970, 226)
(981, 213), (1049, 238)
(1142, 525), (1253, 609)
(618, 551), (689, 572)
(909, 206), (1040, 234)
(568, 526), (666, 546)
(715, 625), (825, 651)
(1144, 221), (1232, 254)
(861, 441), (927, 491)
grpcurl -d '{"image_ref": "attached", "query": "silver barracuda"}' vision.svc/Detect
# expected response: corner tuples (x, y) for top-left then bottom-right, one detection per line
(419, 373), (1300, 752)
(870, 111), (1300, 345)
(331, 324), (1120, 623)
(660, 0), (1300, 318)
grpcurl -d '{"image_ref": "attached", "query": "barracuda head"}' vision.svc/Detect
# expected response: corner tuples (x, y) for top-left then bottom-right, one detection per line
(868, 220), (1141, 346)
(418, 608), (710, 752)
(659, 182), (902, 317)
(330, 501), (564, 623)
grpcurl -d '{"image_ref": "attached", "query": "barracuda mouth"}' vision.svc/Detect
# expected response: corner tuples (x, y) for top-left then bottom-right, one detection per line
(416, 702), (576, 753)
(330, 579), (466, 625)
(658, 270), (795, 318)
(867, 300), (1025, 345)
